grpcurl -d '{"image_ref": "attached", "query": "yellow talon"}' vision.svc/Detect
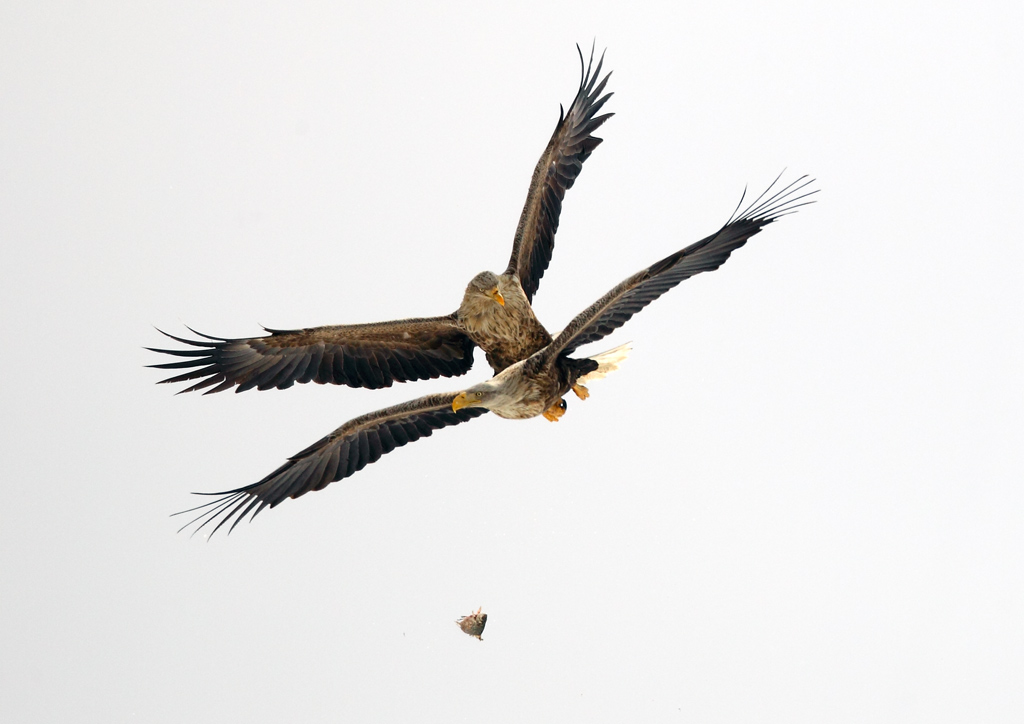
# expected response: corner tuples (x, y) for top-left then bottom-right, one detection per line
(542, 398), (567, 422)
(572, 384), (590, 400)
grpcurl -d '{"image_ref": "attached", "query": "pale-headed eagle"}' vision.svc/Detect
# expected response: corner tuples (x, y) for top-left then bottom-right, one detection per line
(149, 47), (613, 393)
(177, 175), (816, 536)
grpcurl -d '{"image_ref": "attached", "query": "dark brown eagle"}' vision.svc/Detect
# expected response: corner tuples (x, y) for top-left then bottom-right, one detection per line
(176, 175), (816, 536)
(149, 46), (613, 394)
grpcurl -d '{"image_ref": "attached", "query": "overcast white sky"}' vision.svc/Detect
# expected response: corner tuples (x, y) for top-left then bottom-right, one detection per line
(2, 1), (1022, 722)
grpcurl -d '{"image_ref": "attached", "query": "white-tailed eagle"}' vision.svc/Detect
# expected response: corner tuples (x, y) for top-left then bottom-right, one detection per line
(149, 47), (613, 393)
(177, 175), (816, 536)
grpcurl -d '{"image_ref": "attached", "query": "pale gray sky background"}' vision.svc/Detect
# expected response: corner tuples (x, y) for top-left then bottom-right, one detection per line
(2, 1), (1022, 721)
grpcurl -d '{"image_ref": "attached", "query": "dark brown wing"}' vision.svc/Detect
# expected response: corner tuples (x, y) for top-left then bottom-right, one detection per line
(505, 44), (614, 302)
(542, 174), (818, 362)
(147, 316), (475, 394)
(174, 392), (488, 537)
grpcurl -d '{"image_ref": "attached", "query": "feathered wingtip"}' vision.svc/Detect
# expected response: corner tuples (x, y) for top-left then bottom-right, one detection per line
(145, 326), (236, 395)
(579, 342), (632, 384)
(170, 489), (265, 540)
(727, 170), (819, 226)
(561, 40), (613, 131)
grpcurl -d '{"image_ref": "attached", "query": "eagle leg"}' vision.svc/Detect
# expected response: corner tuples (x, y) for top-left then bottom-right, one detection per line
(572, 384), (590, 400)
(542, 398), (568, 422)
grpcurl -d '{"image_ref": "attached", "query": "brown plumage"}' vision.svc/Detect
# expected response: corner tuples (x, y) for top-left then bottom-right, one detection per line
(459, 271), (553, 373)
(175, 174), (816, 536)
(452, 174), (818, 421)
(149, 46), (613, 394)
(175, 392), (489, 536)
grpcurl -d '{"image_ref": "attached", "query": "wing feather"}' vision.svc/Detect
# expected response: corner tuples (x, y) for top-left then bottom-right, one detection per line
(542, 174), (818, 361)
(148, 316), (476, 394)
(505, 44), (615, 302)
(173, 393), (489, 537)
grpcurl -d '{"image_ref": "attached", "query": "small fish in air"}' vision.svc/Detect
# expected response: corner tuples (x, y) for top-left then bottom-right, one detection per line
(456, 607), (487, 640)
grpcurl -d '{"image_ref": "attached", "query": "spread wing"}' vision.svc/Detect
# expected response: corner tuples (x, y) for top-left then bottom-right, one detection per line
(505, 44), (614, 302)
(174, 392), (489, 537)
(147, 316), (475, 394)
(541, 174), (818, 362)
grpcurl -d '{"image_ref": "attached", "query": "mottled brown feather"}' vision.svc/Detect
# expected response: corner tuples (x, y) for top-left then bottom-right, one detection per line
(175, 392), (488, 537)
(148, 316), (475, 393)
(467, 175), (818, 421)
(151, 48), (613, 396)
(543, 175), (819, 363)
(506, 44), (614, 302)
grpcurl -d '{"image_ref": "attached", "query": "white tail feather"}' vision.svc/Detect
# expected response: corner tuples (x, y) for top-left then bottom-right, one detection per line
(578, 342), (632, 384)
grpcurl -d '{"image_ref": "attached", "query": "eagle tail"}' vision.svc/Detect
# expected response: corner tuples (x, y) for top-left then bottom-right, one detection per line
(577, 342), (632, 384)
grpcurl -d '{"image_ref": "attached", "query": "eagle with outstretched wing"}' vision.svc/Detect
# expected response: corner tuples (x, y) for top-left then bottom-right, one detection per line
(149, 46), (614, 394)
(177, 174), (816, 536)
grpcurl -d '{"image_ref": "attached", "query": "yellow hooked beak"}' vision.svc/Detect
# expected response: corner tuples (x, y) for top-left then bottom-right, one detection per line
(452, 393), (483, 411)
(487, 286), (505, 307)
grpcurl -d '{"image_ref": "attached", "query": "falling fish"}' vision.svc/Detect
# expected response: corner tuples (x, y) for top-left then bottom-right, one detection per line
(456, 607), (487, 640)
